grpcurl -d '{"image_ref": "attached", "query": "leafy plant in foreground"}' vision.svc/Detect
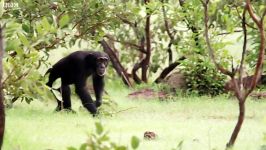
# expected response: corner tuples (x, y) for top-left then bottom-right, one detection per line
(68, 122), (140, 150)
(260, 133), (266, 150)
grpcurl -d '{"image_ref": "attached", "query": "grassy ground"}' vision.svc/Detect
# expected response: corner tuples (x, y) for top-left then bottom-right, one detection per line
(2, 83), (266, 150)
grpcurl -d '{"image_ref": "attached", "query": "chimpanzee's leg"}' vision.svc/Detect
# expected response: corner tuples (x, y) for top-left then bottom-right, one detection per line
(61, 84), (72, 110)
(75, 81), (97, 115)
(46, 68), (58, 87)
(93, 74), (104, 108)
(55, 99), (63, 111)
(55, 83), (72, 111)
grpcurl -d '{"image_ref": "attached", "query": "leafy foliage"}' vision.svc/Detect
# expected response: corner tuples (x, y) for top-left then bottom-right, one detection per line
(181, 58), (226, 96)
(1, 0), (266, 104)
(260, 133), (266, 150)
(68, 122), (140, 150)
(3, 20), (52, 105)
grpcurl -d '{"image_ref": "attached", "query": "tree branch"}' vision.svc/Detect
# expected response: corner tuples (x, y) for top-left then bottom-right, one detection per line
(161, 0), (176, 64)
(217, 30), (243, 36)
(100, 40), (132, 87)
(0, 25), (5, 149)
(233, 5), (256, 30)
(202, 0), (234, 77)
(246, 0), (261, 27)
(238, 8), (247, 97)
(104, 34), (146, 53)
(161, 0), (174, 41)
(154, 56), (186, 83)
(245, 1), (266, 96)
(116, 14), (136, 28)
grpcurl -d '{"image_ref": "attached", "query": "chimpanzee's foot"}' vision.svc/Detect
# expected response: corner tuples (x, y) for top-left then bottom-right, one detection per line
(95, 101), (102, 108)
(62, 108), (77, 114)
(92, 110), (101, 117)
(54, 107), (76, 114)
(54, 106), (62, 112)
(84, 103), (97, 115)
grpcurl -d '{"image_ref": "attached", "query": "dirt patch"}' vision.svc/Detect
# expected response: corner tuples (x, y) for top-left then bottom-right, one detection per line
(250, 92), (266, 99)
(128, 89), (167, 99)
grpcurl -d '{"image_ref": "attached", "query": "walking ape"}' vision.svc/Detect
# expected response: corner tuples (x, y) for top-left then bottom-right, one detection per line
(46, 51), (109, 115)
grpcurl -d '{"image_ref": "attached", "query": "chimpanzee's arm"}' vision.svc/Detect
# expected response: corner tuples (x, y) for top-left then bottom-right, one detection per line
(93, 74), (104, 107)
(75, 80), (97, 115)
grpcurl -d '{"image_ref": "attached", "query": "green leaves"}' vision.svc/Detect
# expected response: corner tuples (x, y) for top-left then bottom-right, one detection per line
(17, 33), (30, 47)
(145, 1), (161, 14)
(6, 38), (20, 51)
(95, 122), (104, 135)
(69, 122), (140, 150)
(79, 143), (88, 150)
(41, 17), (51, 31)
(59, 14), (70, 28)
(261, 133), (266, 150)
(67, 147), (77, 150)
(22, 24), (30, 33)
(181, 58), (227, 96)
(131, 136), (140, 149)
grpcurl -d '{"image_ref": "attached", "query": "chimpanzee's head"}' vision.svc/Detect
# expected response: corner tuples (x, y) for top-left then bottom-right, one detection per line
(95, 53), (109, 76)
(85, 51), (109, 76)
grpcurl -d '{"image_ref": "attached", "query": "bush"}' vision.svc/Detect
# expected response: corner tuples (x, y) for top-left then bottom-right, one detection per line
(68, 122), (140, 150)
(180, 58), (226, 96)
(3, 52), (50, 106)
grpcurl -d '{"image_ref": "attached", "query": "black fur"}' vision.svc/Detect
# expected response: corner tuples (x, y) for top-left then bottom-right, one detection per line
(46, 51), (109, 115)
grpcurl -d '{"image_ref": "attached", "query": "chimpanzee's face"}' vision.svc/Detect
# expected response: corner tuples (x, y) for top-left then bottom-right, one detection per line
(96, 57), (109, 76)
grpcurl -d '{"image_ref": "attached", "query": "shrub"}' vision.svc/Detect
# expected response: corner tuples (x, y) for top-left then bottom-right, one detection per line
(180, 58), (226, 96)
(68, 122), (140, 150)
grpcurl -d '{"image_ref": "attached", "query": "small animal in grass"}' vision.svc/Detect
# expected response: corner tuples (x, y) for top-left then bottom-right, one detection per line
(45, 50), (109, 116)
(144, 131), (157, 140)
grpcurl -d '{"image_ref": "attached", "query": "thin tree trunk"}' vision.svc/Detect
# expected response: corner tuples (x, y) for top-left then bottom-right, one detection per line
(226, 101), (245, 148)
(132, 38), (145, 84)
(132, 59), (143, 84)
(142, 0), (151, 83)
(0, 26), (5, 149)
(161, 0), (174, 65)
(100, 40), (132, 87)
(167, 43), (173, 64)
(201, 0), (266, 148)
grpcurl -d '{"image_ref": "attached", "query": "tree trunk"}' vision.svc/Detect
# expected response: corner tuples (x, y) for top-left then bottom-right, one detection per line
(167, 43), (173, 65)
(132, 59), (144, 84)
(100, 40), (132, 87)
(142, 0), (151, 83)
(226, 101), (245, 148)
(132, 37), (145, 84)
(0, 26), (5, 149)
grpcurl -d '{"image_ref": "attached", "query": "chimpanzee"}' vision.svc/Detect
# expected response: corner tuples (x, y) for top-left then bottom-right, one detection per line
(46, 50), (109, 115)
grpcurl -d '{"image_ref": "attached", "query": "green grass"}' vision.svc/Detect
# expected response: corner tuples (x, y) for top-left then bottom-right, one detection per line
(2, 85), (266, 150)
